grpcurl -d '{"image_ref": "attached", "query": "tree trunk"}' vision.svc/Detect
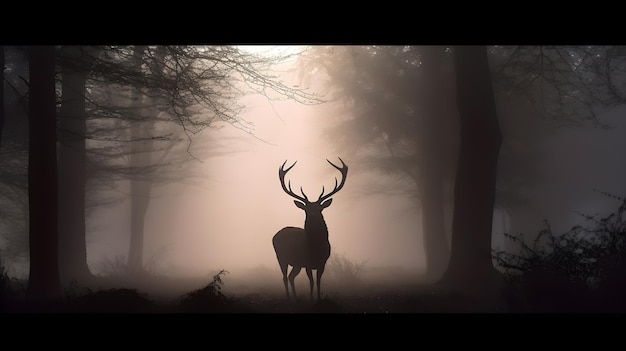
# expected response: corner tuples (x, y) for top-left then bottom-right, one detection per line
(127, 126), (153, 275)
(27, 45), (61, 303)
(417, 46), (451, 282)
(57, 46), (94, 286)
(441, 46), (503, 304)
(1, 45), (4, 149)
(127, 45), (153, 276)
(1, 46), (4, 277)
(418, 168), (449, 281)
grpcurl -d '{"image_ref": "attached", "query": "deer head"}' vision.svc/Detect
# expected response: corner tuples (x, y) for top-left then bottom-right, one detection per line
(279, 157), (348, 218)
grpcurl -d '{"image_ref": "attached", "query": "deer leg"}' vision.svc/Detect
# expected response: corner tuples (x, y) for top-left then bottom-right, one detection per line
(316, 266), (326, 300)
(278, 261), (290, 299)
(288, 266), (302, 298)
(306, 268), (314, 301)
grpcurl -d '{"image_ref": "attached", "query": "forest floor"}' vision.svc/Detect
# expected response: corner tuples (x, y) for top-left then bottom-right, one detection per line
(1, 266), (512, 314)
(2, 265), (622, 314)
(0, 285), (505, 314)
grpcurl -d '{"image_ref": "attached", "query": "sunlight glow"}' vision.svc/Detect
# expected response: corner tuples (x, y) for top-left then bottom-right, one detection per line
(237, 45), (308, 59)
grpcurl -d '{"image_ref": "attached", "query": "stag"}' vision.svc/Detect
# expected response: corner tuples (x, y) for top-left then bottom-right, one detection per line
(272, 157), (348, 301)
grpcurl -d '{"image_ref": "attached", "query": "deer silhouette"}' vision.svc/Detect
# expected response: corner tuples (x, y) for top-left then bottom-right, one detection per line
(273, 157), (348, 301)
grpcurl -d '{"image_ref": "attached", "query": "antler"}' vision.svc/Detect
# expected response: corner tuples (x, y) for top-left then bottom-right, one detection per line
(279, 160), (310, 203)
(318, 157), (348, 203)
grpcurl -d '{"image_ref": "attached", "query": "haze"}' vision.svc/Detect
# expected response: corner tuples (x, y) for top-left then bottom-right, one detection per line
(2, 45), (626, 312)
(87, 71), (426, 281)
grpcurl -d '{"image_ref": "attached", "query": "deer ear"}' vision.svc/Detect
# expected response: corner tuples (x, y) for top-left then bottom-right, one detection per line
(320, 198), (333, 208)
(294, 200), (306, 209)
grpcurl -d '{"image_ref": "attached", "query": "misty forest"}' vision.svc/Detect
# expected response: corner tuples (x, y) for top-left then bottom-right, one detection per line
(1, 45), (625, 313)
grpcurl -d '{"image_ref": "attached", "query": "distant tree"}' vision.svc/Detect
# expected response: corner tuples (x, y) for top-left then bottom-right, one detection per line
(27, 45), (61, 301)
(54, 45), (319, 279)
(127, 45), (151, 275)
(297, 46), (458, 281)
(490, 46), (626, 254)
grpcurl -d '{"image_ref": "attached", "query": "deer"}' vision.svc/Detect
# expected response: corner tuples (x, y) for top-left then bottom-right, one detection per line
(272, 157), (348, 301)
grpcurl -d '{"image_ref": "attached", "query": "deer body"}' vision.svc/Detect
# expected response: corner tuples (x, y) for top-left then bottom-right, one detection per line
(273, 158), (347, 301)
(273, 226), (330, 269)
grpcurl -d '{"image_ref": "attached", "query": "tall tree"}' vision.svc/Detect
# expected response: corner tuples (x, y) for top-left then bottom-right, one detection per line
(27, 45), (61, 301)
(127, 45), (161, 275)
(440, 46), (503, 301)
(1, 45), (4, 149)
(126, 45), (149, 274)
(1, 46), (4, 268)
(0, 46), (30, 269)
(57, 46), (100, 285)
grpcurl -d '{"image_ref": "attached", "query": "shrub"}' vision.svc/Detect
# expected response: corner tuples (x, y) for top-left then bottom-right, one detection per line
(178, 269), (250, 313)
(0, 255), (8, 311)
(493, 192), (626, 312)
(96, 254), (128, 276)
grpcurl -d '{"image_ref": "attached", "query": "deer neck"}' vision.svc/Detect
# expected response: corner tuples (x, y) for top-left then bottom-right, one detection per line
(304, 213), (329, 240)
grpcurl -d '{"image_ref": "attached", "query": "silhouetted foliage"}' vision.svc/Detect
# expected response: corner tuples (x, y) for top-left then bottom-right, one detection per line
(492, 46), (626, 127)
(494, 192), (626, 312)
(0, 256), (8, 311)
(297, 46), (457, 201)
(178, 269), (250, 312)
(96, 254), (129, 276)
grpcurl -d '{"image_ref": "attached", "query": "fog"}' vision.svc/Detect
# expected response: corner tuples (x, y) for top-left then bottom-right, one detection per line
(85, 90), (425, 281)
(2, 46), (626, 312)
(492, 106), (626, 252)
(80, 50), (626, 289)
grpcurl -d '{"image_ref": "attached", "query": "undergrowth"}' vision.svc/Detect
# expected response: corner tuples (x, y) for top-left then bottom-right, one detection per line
(178, 269), (251, 313)
(493, 191), (626, 312)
